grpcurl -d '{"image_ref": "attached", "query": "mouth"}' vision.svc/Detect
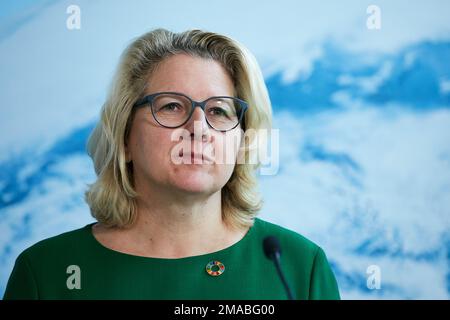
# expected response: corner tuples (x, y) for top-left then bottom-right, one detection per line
(179, 150), (214, 164)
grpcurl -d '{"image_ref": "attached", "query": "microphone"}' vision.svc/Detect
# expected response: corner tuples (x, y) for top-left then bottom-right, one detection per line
(263, 236), (295, 300)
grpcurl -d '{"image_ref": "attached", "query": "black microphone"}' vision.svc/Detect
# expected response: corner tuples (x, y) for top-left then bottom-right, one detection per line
(263, 236), (295, 300)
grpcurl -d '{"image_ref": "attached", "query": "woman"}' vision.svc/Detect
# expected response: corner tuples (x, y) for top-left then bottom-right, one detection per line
(4, 28), (340, 300)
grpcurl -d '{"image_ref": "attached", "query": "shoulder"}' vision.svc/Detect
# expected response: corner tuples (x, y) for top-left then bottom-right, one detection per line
(253, 218), (340, 299)
(253, 217), (322, 260)
(4, 224), (95, 299)
(19, 223), (94, 263)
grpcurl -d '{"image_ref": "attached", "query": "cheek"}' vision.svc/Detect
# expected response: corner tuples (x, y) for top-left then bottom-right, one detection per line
(131, 127), (172, 165)
(211, 131), (242, 165)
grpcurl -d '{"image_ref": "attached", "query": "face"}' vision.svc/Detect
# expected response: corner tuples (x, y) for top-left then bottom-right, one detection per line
(125, 54), (243, 197)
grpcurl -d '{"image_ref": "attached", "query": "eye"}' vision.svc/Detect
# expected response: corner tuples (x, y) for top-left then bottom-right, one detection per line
(209, 107), (228, 116)
(160, 103), (182, 112)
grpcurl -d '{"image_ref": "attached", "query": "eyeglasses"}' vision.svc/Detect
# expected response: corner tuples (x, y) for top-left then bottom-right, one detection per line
(133, 92), (248, 132)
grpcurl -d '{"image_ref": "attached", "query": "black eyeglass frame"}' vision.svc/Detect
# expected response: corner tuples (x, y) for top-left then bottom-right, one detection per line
(133, 91), (248, 132)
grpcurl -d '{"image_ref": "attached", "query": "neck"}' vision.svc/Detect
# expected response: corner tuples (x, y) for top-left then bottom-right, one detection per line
(135, 187), (224, 234)
(122, 182), (236, 258)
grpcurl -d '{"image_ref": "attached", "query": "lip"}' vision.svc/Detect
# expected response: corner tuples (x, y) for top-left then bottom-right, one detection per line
(179, 151), (214, 164)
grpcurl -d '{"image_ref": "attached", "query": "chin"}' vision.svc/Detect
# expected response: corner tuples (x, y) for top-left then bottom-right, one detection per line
(177, 183), (213, 195)
(173, 173), (216, 192)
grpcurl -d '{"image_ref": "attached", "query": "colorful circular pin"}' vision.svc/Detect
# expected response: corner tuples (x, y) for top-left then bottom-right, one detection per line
(205, 260), (225, 276)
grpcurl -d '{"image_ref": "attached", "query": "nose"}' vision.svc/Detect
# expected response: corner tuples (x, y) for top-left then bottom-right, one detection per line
(185, 105), (212, 141)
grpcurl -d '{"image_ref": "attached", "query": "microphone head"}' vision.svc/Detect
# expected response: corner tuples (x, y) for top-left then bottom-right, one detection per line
(263, 236), (281, 260)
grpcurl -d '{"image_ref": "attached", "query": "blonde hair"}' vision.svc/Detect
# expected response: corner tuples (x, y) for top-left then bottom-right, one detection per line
(85, 28), (272, 230)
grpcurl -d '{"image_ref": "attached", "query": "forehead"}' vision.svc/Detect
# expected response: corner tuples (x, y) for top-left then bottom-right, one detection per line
(145, 54), (235, 99)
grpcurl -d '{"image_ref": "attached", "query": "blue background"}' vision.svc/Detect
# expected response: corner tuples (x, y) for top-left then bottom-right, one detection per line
(1, 0), (449, 299)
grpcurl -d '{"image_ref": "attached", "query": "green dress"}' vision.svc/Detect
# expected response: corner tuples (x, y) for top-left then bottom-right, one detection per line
(3, 217), (340, 300)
